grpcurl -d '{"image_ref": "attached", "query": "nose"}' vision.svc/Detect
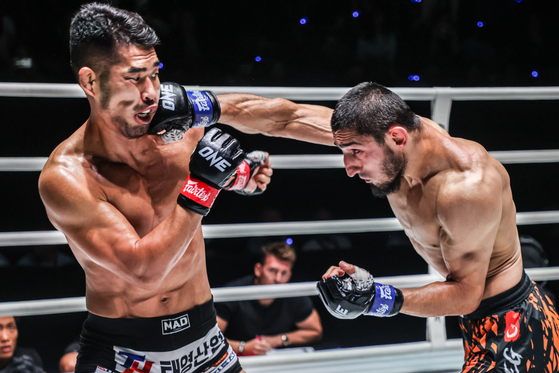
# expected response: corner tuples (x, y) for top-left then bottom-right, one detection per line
(343, 153), (360, 178)
(141, 78), (157, 103)
(0, 328), (8, 341)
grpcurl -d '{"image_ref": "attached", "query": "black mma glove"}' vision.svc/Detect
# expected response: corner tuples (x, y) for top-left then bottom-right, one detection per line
(225, 150), (268, 196)
(317, 265), (403, 319)
(177, 128), (244, 216)
(149, 82), (221, 143)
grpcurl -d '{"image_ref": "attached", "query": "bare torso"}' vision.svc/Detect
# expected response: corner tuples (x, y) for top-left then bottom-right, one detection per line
(41, 125), (211, 318)
(388, 119), (523, 300)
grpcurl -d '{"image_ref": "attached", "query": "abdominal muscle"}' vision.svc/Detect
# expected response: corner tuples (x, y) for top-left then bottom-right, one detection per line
(73, 227), (213, 319)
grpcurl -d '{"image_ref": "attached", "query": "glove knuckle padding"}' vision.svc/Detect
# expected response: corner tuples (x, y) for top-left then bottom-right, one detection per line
(190, 128), (245, 189)
(149, 82), (221, 143)
(317, 275), (375, 320)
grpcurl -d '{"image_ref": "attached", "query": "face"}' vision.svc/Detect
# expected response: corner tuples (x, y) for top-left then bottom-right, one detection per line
(97, 45), (161, 139)
(255, 255), (292, 285)
(0, 317), (18, 362)
(334, 130), (407, 197)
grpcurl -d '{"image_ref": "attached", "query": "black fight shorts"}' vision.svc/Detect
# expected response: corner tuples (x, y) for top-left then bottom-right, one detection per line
(75, 299), (242, 373)
(460, 272), (559, 372)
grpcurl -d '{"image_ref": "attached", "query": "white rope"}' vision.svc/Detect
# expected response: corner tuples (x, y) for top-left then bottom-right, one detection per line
(0, 267), (556, 317)
(2, 210), (559, 247)
(238, 340), (464, 373)
(2, 149), (559, 172)
(3, 83), (559, 101)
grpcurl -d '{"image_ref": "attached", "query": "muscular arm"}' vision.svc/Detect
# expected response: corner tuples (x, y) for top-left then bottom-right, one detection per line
(39, 158), (202, 290)
(217, 93), (334, 146)
(401, 170), (503, 317)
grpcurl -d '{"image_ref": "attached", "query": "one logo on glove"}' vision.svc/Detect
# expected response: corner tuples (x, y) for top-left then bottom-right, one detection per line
(160, 84), (177, 111)
(198, 147), (232, 172)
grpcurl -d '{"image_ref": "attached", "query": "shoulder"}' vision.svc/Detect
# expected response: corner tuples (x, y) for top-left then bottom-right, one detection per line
(436, 143), (505, 228)
(38, 145), (102, 228)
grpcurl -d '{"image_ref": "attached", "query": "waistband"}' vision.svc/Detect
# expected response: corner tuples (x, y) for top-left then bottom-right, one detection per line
(463, 271), (533, 320)
(82, 298), (217, 351)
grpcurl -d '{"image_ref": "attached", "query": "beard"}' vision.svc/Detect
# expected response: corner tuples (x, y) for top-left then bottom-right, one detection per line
(369, 146), (407, 198)
(112, 114), (148, 139)
(101, 81), (148, 139)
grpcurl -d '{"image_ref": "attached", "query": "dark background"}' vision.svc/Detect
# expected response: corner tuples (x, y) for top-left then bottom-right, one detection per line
(2, 1), (559, 372)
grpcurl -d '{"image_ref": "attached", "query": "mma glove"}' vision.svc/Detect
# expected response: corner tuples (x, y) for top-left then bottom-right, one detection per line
(149, 82), (221, 143)
(177, 128), (245, 216)
(225, 150), (268, 196)
(317, 265), (404, 319)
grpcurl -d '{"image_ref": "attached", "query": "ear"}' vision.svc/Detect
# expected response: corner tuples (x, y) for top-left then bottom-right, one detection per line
(78, 67), (97, 98)
(254, 263), (262, 277)
(388, 125), (408, 148)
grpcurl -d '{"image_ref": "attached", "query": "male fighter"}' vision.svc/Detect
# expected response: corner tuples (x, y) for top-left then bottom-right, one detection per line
(317, 82), (559, 372)
(38, 3), (332, 373)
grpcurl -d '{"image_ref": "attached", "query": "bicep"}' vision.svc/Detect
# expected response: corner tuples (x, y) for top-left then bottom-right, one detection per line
(40, 170), (141, 275)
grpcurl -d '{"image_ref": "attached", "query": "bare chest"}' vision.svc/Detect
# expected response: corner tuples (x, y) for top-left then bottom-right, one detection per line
(388, 186), (447, 271)
(92, 161), (187, 237)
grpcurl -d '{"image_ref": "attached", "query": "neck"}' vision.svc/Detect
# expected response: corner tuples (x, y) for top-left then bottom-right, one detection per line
(83, 115), (162, 172)
(402, 118), (453, 188)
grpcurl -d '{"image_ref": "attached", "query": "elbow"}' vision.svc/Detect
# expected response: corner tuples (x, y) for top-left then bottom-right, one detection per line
(459, 289), (484, 316)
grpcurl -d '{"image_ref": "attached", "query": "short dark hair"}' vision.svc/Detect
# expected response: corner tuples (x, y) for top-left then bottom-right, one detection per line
(331, 82), (420, 144)
(69, 2), (160, 79)
(258, 241), (296, 265)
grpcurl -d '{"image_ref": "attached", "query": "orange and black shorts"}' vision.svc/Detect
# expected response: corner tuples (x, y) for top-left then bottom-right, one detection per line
(459, 271), (559, 372)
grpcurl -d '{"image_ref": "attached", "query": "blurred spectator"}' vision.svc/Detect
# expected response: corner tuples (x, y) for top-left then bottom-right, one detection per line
(16, 246), (75, 268)
(246, 208), (289, 256)
(215, 241), (322, 356)
(0, 252), (10, 268)
(520, 235), (555, 304)
(301, 208), (352, 252)
(58, 340), (79, 373)
(0, 316), (44, 373)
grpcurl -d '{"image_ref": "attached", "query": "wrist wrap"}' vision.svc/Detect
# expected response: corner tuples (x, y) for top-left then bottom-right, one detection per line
(366, 283), (404, 317)
(186, 90), (221, 128)
(177, 176), (220, 216)
(225, 161), (251, 191)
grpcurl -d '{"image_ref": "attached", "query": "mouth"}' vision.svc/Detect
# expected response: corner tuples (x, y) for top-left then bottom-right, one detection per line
(135, 105), (158, 124)
(1, 346), (12, 354)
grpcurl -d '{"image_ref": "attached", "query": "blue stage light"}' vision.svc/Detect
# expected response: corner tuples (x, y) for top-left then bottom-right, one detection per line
(286, 238), (293, 245)
(300, 17), (308, 25)
(408, 75), (420, 81)
(159, 62), (164, 70)
(352, 11), (360, 18)
(255, 56), (262, 62)
(477, 21), (484, 27)
(532, 71), (538, 77)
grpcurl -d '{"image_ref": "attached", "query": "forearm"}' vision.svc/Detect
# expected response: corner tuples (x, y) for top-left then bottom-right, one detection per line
(117, 206), (202, 287)
(265, 329), (322, 348)
(218, 93), (334, 146)
(401, 281), (483, 317)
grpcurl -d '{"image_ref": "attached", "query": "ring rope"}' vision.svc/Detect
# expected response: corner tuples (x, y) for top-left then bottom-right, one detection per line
(0, 267), (556, 317)
(2, 150), (559, 172)
(3, 83), (559, 101)
(2, 210), (559, 247)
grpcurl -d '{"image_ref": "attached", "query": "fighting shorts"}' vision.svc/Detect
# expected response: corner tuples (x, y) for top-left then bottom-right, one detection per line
(75, 299), (242, 373)
(459, 271), (559, 372)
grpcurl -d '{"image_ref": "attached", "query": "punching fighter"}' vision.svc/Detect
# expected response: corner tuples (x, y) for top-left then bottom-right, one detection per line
(317, 82), (559, 372)
(38, 3), (332, 373)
